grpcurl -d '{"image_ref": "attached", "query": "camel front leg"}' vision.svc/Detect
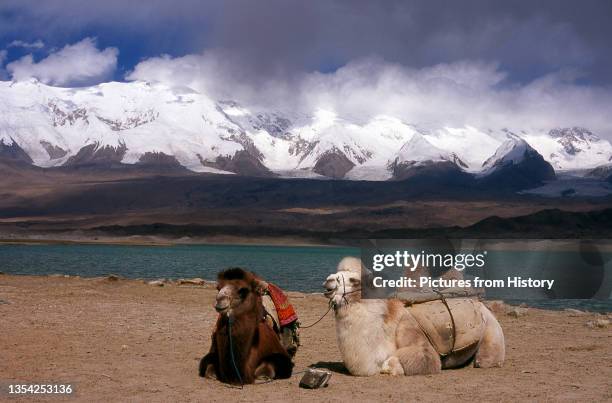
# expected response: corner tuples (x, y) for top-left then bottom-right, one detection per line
(474, 307), (505, 368)
(199, 353), (217, 379)
(254, 361), (276, 381)
(381, 356), (405, 376)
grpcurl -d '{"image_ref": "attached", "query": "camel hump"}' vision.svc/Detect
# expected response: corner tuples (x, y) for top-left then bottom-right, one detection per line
(262, 294), (281, 329)
(262, 290), (300, 359)
(408, 298), (485, 356)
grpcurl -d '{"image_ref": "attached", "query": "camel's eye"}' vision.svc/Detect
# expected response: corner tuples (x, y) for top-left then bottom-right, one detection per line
(238, 287), (249, 298)
(350, 278), (361, 286)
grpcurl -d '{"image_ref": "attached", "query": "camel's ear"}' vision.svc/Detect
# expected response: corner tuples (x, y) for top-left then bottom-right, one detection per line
(362, 267), (375, 284)
(252, 278), (269, 296)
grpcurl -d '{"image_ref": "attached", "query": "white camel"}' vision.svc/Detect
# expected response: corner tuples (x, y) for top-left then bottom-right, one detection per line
(323, 257), (505, 376)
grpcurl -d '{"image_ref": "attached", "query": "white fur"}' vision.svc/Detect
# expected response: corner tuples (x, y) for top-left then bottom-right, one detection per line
(325, 257), (403, 376)
(337, 256), (363, 273)
(334, 299), (398, 376)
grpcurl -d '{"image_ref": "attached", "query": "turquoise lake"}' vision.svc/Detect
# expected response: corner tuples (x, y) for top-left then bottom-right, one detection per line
(0, 243), (358, 292)
(1, 243), (610, 311)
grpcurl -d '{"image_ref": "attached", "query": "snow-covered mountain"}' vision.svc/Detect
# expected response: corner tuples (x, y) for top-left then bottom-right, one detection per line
(587, 163), (612, 183)
(523, 127), (612, 170)
(479, 135), (556, 188)
(385, 133), (468, 180)
(394, 133), (466, 167)
(1, 79), (611, 181)
(482, 136), (532, 174)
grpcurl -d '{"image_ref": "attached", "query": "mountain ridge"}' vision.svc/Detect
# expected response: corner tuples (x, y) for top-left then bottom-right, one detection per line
(1, 79), (611, 183)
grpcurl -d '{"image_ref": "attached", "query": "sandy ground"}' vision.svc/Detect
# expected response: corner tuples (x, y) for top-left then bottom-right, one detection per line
(0, 274), (611, 402)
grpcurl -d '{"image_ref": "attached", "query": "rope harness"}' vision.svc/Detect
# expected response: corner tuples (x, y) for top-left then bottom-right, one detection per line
(433, 289), (457, 355)
(406, 289), (457, 357)
(304, 273), (362, 328)
(299, 301), (333, 329)
(227, 316), (244, 387)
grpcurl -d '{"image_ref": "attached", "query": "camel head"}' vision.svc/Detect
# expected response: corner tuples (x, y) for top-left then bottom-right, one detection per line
(323, 257), (364, 308)
(214, 268), (266, 317)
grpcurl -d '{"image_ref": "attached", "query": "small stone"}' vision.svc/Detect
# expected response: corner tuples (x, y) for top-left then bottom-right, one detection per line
(484, 300), (506, 313)
(121, 344), (128, 350)
(506, 307), (528, 318)
(177, 278), (205, 286)
(565, 308), (587, 317)
(586, 319), (609, 329)
(107, 274), (120, 282)
(147, 280), (165, 287)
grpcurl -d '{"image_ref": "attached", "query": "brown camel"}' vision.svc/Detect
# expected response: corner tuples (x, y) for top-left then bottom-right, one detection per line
(199, 268), (294, 384)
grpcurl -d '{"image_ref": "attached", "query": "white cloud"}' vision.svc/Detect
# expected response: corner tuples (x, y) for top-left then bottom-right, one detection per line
(126, 53), (612, 139)
(125, 50), (265, 103)
(8, 39), (45, 49)
(7, 37), (117, 86)
(126, 53), (206, 89)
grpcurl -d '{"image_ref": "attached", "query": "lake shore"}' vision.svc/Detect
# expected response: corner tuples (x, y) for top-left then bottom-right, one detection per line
(1, 274), (610, 402)
(3, 235), (612, 254)
(0, 234), (333, 248)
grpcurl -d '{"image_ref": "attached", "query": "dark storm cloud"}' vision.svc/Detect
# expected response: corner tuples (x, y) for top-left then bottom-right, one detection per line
(1, 0), (611, 83)
(209, 0), (612, 84)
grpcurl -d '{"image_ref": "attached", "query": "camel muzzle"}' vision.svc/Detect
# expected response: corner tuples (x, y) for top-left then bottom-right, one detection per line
(323, 279), (338, 298)
(214, 297), (231, 313)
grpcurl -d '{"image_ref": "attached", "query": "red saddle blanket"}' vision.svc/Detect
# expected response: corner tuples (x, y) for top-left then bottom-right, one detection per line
(267, 283), (298, 327)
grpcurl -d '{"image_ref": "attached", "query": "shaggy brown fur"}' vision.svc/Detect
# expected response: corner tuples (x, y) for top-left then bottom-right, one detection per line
(199, 268), (293, 384)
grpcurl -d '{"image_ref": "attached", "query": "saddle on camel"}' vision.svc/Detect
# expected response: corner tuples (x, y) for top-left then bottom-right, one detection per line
(199, 268), (299, 384)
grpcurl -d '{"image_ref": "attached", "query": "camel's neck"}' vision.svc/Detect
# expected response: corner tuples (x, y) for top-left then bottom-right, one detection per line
(334, 300), (369, 321)
(334, 300), (390, 330)
(332, 299), (397, 377)
(217, 304), (262, 372)
(228, 311), (258, 343)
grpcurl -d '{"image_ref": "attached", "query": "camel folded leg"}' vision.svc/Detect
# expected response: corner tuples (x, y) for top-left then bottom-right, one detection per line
(253, 353), (294, 381)
(199, 353), (217, 379)
(395, 344), (442, 375)
(395, 313), (442, 375)
(381, 356), (404, 376)
(474, 307), (505, 368)
(254, 362), (276, 381)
